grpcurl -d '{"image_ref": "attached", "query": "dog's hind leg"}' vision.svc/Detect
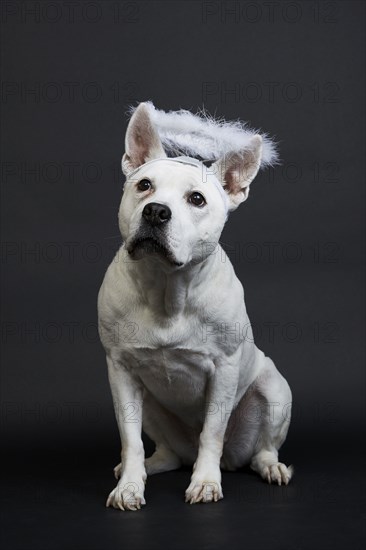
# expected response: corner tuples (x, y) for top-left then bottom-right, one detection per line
(114, 444), (181, 478)
(249, 357), (294, 485)
(114, 390), (197, 478)
(143, 390), (200, 474)
(144, 444), (182, 475)
(222, 356), (293, 485)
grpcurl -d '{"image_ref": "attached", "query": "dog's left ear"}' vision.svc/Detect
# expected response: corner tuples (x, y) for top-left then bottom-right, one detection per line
(122, 103), (166, 176)
(212, 135), (263, 211)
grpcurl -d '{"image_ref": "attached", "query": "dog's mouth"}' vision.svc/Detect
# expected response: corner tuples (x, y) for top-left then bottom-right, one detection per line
(127, 236), (183, 267)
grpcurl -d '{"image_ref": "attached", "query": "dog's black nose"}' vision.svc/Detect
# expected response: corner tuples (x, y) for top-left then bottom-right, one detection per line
(142, 202), (171, 225)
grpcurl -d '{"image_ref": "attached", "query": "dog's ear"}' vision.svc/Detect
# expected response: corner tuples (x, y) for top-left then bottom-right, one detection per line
(212, 135), (262, 211)
(122, 103), (166, 175)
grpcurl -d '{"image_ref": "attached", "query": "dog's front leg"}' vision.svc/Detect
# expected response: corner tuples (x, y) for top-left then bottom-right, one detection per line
(105, 355), (147, 511)
(185, 361), (238, 504)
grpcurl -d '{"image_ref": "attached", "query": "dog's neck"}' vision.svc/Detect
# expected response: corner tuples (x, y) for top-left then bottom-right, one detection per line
(123, 248), (218, 318)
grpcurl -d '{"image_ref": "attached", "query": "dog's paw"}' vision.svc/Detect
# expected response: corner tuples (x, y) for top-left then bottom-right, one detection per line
(106, 476), (146, 511)
(262, 463), (294, 486)
(185, 473), (223, 504)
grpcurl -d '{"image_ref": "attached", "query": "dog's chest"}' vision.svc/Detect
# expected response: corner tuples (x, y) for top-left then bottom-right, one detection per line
(117, 314), (217, 413)
(134, 345), (214, 409)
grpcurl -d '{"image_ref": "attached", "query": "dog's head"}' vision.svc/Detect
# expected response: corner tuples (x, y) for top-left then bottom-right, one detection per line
(119, 103), (263, 269)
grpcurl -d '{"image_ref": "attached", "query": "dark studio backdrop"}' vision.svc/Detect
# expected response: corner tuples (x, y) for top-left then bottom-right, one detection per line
(1, 1), (365, 549)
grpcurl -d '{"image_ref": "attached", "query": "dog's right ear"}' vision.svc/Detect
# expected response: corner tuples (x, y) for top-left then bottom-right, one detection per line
(122, 103), (166, 176)
(212, 135), (263, 211)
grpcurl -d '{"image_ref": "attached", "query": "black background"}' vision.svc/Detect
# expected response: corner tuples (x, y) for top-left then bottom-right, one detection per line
(1, 1), (365, 549)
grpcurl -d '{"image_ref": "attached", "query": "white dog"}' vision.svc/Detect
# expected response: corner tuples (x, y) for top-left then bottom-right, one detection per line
(98, 102), (293, 511)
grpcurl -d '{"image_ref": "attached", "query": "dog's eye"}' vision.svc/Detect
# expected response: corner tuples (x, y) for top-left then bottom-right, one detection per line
(137, 179), (152, 192)
(188, 192), (206, 207)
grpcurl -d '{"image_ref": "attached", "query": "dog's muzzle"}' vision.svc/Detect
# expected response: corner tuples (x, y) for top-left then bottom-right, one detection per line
(127, 204), (182, 266)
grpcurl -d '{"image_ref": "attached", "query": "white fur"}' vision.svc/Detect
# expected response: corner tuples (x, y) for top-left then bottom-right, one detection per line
(129, 101), (279, 166)
(99, 103), (292, 511)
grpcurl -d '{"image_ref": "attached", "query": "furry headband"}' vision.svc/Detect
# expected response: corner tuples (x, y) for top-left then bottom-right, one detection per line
(129, 101), (279, 166)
